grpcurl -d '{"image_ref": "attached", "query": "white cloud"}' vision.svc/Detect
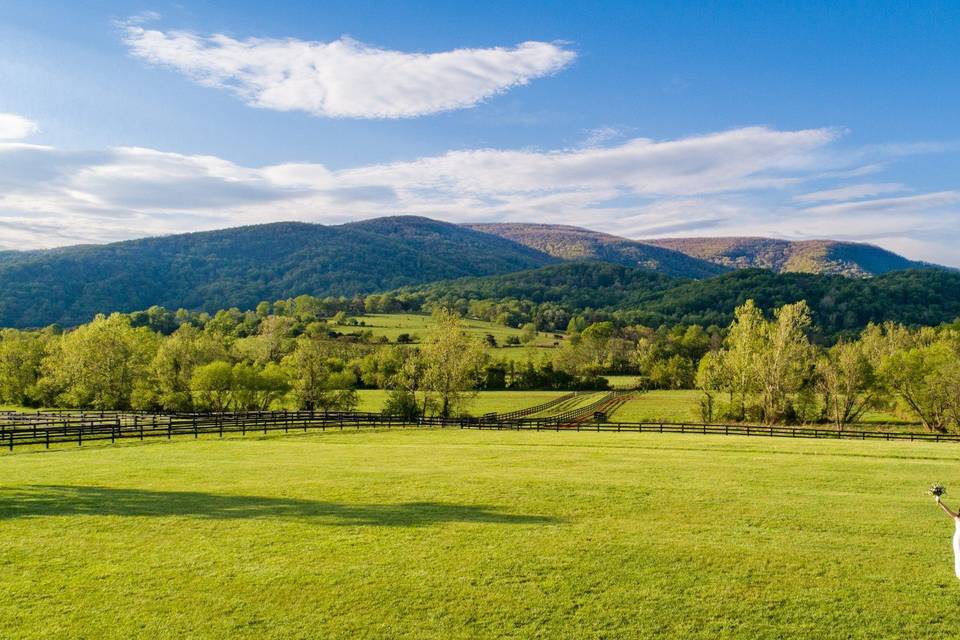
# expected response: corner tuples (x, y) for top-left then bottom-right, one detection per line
(0, 113), (38, 140)
(122, 24), (576, 118)
(804, 191), (960, 216)
(795, 182), (906, 202)
(340, 126), (840, 196)
(2, 121), (959, 266)
(581, 126), (626, 147)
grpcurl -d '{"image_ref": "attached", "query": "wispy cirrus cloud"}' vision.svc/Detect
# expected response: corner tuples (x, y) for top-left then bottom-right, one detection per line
(804, 191), (960, 215)
(795, 182), (906, 203)
(121, 22), (576, 119)
(2, 115), (959, 266)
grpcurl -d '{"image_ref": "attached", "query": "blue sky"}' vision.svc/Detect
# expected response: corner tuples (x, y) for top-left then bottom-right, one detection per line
(2, 1), (959, 265)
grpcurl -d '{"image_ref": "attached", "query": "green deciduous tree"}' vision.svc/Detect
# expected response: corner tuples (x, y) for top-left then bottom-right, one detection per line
(190, 361), (235, 412)
(420, 309), (486, 417)
(141, 324), (228, 411)
(879, 339), (959, 432)
(0, 329), (46, 406)
(698, 300), (816, 424)
(39, 314), (159, 410)
(816, 340), (877, 430)
(284, 337), (358, 412)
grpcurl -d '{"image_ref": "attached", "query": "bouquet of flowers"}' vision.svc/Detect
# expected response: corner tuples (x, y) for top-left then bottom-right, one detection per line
(928, 483), (947, 499)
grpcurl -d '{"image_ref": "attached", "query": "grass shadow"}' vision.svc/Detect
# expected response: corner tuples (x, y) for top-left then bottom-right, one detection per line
(0, 485), (561, 527)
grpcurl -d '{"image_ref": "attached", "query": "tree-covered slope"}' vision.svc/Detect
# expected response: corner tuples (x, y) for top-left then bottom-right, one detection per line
(0, 217), (555, 328)
(396, 263), (960, 337)
(624, 268), (960, 333)
(643, 237), (937, 277)
(396, 261), (682, 310)
(466, 223), (728, 279)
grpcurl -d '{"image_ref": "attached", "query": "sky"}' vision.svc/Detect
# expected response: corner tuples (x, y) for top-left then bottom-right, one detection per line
(1, 1), (959, 266)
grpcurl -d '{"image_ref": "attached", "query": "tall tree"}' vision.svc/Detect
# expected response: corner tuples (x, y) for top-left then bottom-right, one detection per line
(699, 300), (816, 424)
(816, 340), (877, 430)
(754, 301), (817, 423)
(420, 309), (486, 417)
(0, 329), (46, 406)
(879, 339), (959, 432)
(284, 337), (357, 412)
(40, 314), (158, 410)
(141, 324), (227, 411)
(190, 361), (235, 412)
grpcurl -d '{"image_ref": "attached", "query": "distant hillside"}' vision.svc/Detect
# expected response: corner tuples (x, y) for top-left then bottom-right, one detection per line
(3, 214), (955, 331)
(623, 268), (960, 335)
(396, 263), (960, 338)
(0, 216), (554, 328)
(642, 237), (936, 277)
(396, 261), (682, 311)
(466, 223), (728, 279)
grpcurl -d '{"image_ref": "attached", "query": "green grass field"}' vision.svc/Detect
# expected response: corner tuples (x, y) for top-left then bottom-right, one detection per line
(608, 390), (920, 429)
(2, 429), (959, 639)
(354, 390), (575, 415)
(354, 313), (562, 360)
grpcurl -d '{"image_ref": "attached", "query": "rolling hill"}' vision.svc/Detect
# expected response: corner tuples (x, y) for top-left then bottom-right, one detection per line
(394, 261), (682, 311)
(466, 223), (728, 279)
(0, 215), (954, 330)
(642, 237), (936, 277)
(0, 217), (555, 328)
(397, 262), (960, 338)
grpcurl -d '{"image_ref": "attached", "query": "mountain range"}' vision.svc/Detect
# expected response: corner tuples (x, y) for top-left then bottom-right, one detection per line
(643, 237), (934, 277)
(0, 215), (951, 328)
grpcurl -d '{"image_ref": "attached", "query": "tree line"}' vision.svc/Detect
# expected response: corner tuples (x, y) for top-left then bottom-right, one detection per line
(0, 297), (958, 430)
(696, 301), (960, 431)
(0, 309), (495, 418)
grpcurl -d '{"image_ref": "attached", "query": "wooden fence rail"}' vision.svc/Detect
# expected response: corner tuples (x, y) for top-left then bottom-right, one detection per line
(482, 391), (578, 422)
(2, 407), (960, 451)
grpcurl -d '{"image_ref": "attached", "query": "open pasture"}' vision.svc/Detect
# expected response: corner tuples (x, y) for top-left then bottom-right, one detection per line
(353, 389), (583, 415)
(608, 390), (920, 430)
(2, 428), (958, 639)
(357, 313), (561, 357)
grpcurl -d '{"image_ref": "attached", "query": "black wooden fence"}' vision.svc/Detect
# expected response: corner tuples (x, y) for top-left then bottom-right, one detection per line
(2, 405), (959, 451)
(482, 391), (578, 422)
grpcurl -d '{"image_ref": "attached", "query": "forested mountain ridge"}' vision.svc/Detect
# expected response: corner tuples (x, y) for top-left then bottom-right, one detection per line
(0, 215), (955, 330)
(466, 222), (728, 279)
(396, 262), (960, 339)
(0, 217), (555, 328)
(394, 261), (682, 310)
(643, 237), (938, 277)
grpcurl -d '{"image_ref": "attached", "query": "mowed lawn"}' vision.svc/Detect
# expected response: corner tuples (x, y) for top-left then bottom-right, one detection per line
(2, 430), (959, 639)
(609, 390), (921, 429)
(354, 390), (579, 414)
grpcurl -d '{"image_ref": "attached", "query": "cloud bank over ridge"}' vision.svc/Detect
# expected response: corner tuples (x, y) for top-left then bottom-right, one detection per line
(2, 113), (957, 265)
